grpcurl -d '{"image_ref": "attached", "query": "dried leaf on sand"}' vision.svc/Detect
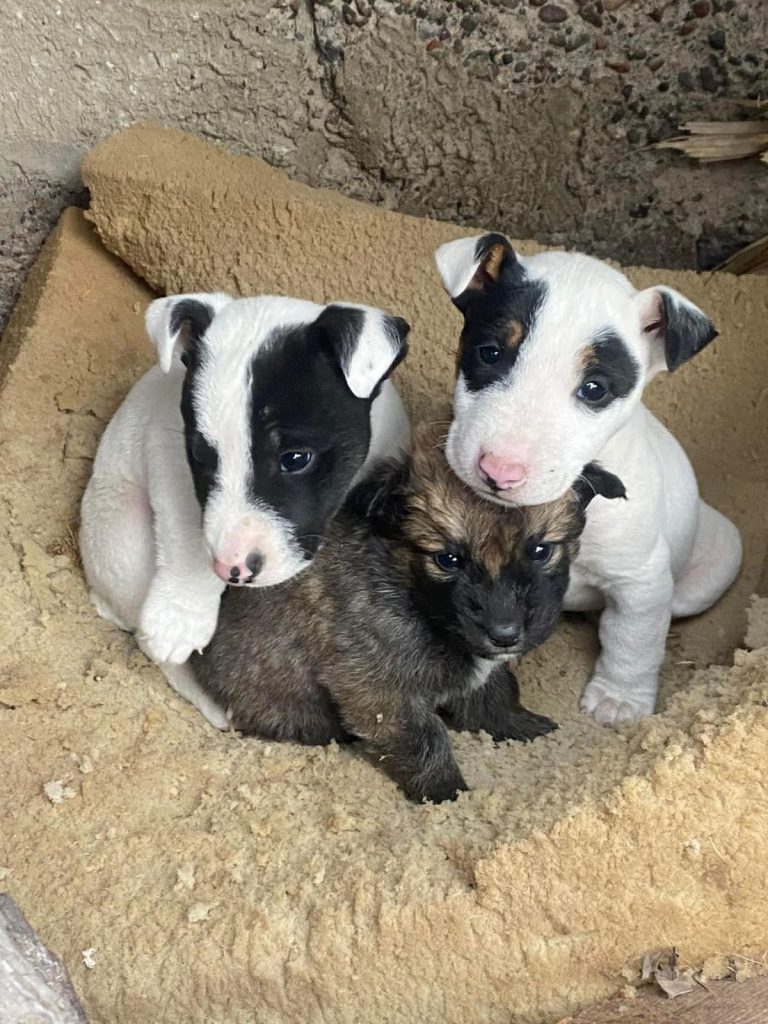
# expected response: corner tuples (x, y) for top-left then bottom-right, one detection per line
(640, 948), (700, 1000)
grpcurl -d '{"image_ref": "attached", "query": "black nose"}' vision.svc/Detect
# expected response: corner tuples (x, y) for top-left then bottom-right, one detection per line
(244, 551), (264, 581)
(487, 621), (522, 648)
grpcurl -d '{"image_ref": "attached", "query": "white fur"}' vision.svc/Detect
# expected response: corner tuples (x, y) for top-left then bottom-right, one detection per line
(80, 293), (410, 725)
(335, 302), (406, 399)
(437, 238), (742, 727)
(145, 291), (232, 373)
(434, 236), (486, 297)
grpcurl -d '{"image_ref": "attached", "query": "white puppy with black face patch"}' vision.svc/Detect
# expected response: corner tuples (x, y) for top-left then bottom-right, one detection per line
(434, 233), (742, 727)
(80, 293), (410, 725)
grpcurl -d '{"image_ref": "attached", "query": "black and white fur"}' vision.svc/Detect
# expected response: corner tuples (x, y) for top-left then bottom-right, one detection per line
(434, 233), (742, 727)
(80, 292), (410, 724)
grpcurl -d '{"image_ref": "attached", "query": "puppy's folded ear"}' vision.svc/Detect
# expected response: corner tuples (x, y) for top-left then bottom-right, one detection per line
(434, 233), (519, 310)
(145, 292), (233, 373)
(315, 304), (410, 400)
(345, 458), (412, 537)
(635, 286), (718, 374)
(573, 463), (627, 511)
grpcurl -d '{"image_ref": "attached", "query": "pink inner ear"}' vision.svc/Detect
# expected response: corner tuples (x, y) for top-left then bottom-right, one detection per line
(175, 318), (195, 350)
(637, 288), (666, 337)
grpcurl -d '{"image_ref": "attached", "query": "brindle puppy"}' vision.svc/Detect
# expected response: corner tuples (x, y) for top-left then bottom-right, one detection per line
(191, 426), (625, 803)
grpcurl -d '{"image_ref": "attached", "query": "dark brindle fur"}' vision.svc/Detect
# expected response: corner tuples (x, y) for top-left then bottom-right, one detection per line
(191, 426), (625, 803)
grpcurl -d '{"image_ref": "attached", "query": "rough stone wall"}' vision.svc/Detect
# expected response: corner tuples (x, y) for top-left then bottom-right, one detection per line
(1, 0), (767, 330)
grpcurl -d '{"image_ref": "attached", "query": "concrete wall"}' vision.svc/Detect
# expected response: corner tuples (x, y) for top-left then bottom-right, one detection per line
(1, 0), (767, 329)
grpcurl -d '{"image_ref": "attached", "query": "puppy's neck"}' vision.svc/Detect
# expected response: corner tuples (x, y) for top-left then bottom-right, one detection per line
(594, 401), (652, 469)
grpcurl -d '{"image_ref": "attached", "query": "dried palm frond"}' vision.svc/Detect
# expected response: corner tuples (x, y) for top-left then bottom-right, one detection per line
(717, 234), (768, 276)
(728, 97), (768, 111)
(654, 103), (768, 275)
(655, 118), (768, 163)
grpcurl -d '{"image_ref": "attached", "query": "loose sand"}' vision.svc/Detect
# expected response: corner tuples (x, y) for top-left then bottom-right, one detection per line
(1, 126), (767, 1024)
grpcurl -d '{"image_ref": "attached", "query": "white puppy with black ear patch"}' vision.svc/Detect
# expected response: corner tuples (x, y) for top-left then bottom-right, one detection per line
(80, 293), (410, 724)
(434, 233), (741, 727)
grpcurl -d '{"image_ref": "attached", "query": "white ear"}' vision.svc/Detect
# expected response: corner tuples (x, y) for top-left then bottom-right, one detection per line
(434, 236), (488, 298)
(434, 232), (519, 306)
(315, 304), (410, 399)
(145, 292), (233, 372)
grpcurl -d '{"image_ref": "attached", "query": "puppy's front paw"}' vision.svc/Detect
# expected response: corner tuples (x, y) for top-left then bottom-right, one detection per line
(580, 676), (655, 728)
(409, 772), (469, 805)
(492, 709), (558, 743)
(138, 583), (220, 665)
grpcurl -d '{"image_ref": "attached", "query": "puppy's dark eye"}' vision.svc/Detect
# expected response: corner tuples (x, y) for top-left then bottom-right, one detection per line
(577, 379), (608, 404)
(477, 344), (502, 365)
(530, 542), (553, 563)
(434, 551), (463, 572)
(280, 450), (314, 474)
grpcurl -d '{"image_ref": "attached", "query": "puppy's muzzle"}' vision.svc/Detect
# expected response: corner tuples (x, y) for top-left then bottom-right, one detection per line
(213, 550), (264, 586)
(486, 620), (523, 649)
(479, 451), (529, 491)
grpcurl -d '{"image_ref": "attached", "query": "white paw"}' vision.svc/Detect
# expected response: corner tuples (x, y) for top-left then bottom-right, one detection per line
(137, 584), (220, 665)
(580, 677), (655, 728)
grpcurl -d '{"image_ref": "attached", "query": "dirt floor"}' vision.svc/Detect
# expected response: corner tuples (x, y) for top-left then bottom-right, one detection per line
(560, 975), (768, 1023)
(1, 127), (767, 1024)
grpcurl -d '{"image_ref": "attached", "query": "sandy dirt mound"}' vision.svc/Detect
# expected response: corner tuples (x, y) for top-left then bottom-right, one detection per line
(0, 128), (766, 1023)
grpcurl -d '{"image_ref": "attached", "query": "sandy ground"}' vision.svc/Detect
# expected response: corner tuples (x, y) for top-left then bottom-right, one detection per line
(0, 129), (767, 1023)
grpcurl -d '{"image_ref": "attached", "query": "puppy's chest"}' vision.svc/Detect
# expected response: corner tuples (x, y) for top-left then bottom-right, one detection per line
(433, 657), (496, 705)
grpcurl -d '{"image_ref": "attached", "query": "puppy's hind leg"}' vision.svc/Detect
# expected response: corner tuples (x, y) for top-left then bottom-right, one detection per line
(672, 501), (742, 619)
(79, 475), (156, 632)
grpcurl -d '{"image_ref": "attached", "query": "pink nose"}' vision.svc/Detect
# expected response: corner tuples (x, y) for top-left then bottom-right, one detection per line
(479, 453), (528, 490)
(213, 552), (264, 585)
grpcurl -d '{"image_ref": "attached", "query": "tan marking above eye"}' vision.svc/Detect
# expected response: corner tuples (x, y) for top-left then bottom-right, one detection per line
(507, 321), (524, 348)
(417, 540), (459, 557)
(579, 343), (597, 371)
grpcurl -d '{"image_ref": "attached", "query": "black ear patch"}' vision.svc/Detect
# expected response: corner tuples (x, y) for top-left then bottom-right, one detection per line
(657, 290), (718, 372)
(345, 458), (412, 538)
(573, 463), (627, 511)
(453, 233), (519, 312)
(314, 305), (410, 400)
(314, 304), (365, 367)
(387, 315), (411, 354)
(170, 298), (216, 367)
(472, 232), (519, 287)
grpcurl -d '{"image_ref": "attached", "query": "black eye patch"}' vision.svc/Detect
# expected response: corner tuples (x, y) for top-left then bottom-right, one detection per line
(576, 329), (639, 411)
(244, 325), (371, 548)
(457, 278), (547, 393)
(182, 423), (220, 506)
(189, 430), (218, 470)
